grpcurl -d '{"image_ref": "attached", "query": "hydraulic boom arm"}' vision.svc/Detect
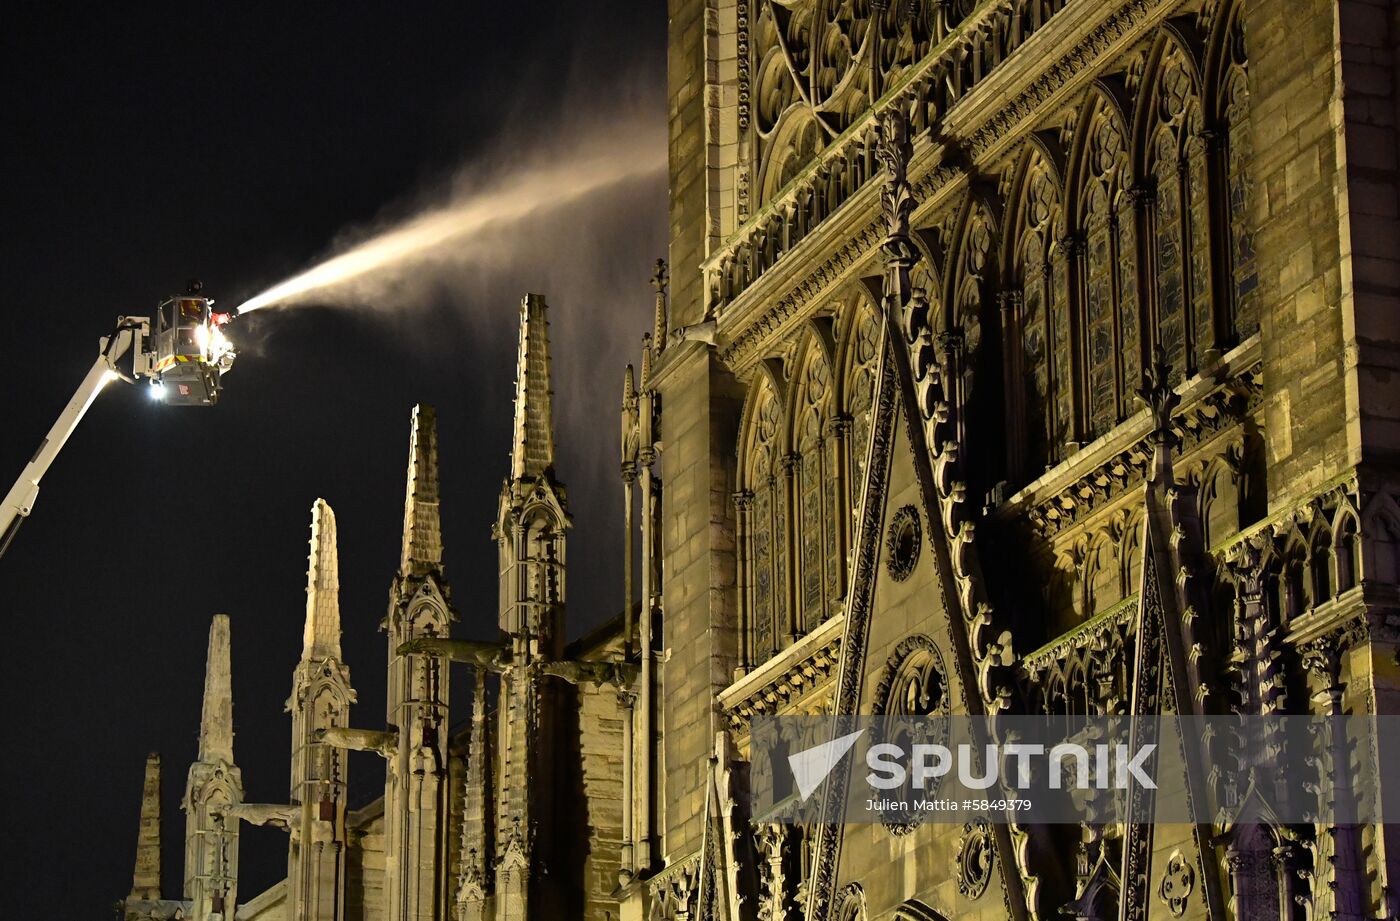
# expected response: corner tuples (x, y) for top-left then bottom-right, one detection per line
(0, 325), (139, 557)
(1, 288), (237, 560)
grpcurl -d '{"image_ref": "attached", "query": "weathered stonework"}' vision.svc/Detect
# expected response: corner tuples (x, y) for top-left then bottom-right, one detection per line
(118, 0), (1400, 919)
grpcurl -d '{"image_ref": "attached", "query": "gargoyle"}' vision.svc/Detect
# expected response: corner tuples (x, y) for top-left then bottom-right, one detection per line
(396, 637), (510, 671)
(668, 318), (717, 347)
(221, 803), (294, 829)
(538, 659), (640, 687)
(316, 727), (397, 758)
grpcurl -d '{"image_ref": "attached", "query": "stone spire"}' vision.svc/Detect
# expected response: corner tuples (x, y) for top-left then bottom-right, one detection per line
(198, 614), (234, 764)
(650, 259), (668, 353)
(382, 403), (455, 921)
(497, 293), (569, 650)
(510, 294), (555, 482)
(400, 404), (443, 577)
(621, 363), (639, 473)
(639, 334), (654, 392)
(130, 752), (163, 902)
(303, 498), (341, 660)
(289, 499), (355, 921)
(184, 614), (243, 921)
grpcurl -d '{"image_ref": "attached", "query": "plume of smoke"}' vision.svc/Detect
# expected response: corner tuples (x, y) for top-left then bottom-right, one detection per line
(232, 93), (668, 633)
(235, 117), (665, 315)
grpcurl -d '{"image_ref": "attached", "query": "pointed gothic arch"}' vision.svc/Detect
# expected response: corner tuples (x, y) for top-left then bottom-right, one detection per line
(1332, 507), (1362, 594)
(1207, 3), (1259, 339)
(1122, 508), (1145, 597)
(790, 327), (844, 631)
(894, 898), (951, 921)
(835, 291), (884, 511)
(738, 375), (792, 666)
(1361, 492), (1400, 586)
(1306, 519), (1334, 607)
(1085, 528), (1120, 614)
(1069, 83), (1144, 441)
(1005, 139), (1072, 475)
(1197, 456), (1241, 549)
(833, 882), (867, 921)
(944, 191), (1006, 491)
(1137, 32), (1219, 381)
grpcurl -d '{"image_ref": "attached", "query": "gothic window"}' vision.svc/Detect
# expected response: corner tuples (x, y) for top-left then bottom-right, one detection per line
(745, 0), (970, 215)
(1220, 21), (1258, 338)
(1013, 152), (1072, 473)
(1268, 536), (1309, 624)
(1122, 512), (1144, 596)
(811, 2), (874, 122)
(1075, 103), (1141, 440)
(795, 342), (841, 631)
(1334, 511), (1361, 593)
(1223, 824), (1285, 921)
(752, 4), (811, 209)
(1307, 527), (1333, 606)
(886, 505), (922, 582)
(1147, 44), (1216, 382)
(1362, 503), (1400, 585)
(950, 201), (1002, 489)
(873, 635), (950, 834)
(773, 117), (824, 202)
(743, 385), (788, 665)
(875, 639), (950, 716)
(889, 651), (945, 717)
(824, 417), (841, 602)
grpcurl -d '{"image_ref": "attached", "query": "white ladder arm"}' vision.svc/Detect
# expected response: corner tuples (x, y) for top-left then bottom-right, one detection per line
(0, 327), (137, 557)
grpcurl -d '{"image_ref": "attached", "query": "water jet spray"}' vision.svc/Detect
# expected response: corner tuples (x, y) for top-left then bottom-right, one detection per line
(235, 139), (666, 315)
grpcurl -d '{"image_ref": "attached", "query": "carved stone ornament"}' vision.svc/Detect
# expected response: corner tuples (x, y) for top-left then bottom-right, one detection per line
(886, 504), (922, 582)
(873, 634), (949, 835)
(955, 820), (995, 900)
(833, 882), (867, 921)
(1157, 849), (1195, 917)
(874, 635), (949, 718)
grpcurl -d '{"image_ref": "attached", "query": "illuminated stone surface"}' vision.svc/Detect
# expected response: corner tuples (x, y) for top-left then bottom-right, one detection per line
(119, 1), (1400, 918)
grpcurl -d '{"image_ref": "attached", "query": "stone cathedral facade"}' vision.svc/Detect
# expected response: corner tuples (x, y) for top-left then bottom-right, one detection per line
(118, 0), (1400, 920)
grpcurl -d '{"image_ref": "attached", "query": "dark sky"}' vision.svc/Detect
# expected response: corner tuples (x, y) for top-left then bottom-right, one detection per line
(0, 4), (664, 917)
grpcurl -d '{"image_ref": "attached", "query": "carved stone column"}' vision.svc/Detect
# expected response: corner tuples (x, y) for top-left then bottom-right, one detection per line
(622, 461), (637, 642)
(829, 415), (853, 602)
(734, 490), (755, 672)
(1057, 233), (1086, 455)
(781, 451), (801, 644)
(637, 363), (659, 874)
(756, 823), (789, 921)
(618, 688), (638, 887)
(1302, 638), (1366, 921)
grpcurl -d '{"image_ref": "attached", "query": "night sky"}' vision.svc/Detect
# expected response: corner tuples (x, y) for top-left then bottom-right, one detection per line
(0, 4), (664, 916)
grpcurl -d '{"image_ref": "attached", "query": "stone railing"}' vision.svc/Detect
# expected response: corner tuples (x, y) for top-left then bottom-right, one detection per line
(717, 613), (843, 735)
(996, 341), (1262, 538)
(706, 0), (1069, 316)
(1019, 595), (1136, 686)
(646, 850), (702, 921)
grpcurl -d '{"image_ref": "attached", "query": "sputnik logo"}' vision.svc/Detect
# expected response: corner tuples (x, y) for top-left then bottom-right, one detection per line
(789, 730), (866, 801)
